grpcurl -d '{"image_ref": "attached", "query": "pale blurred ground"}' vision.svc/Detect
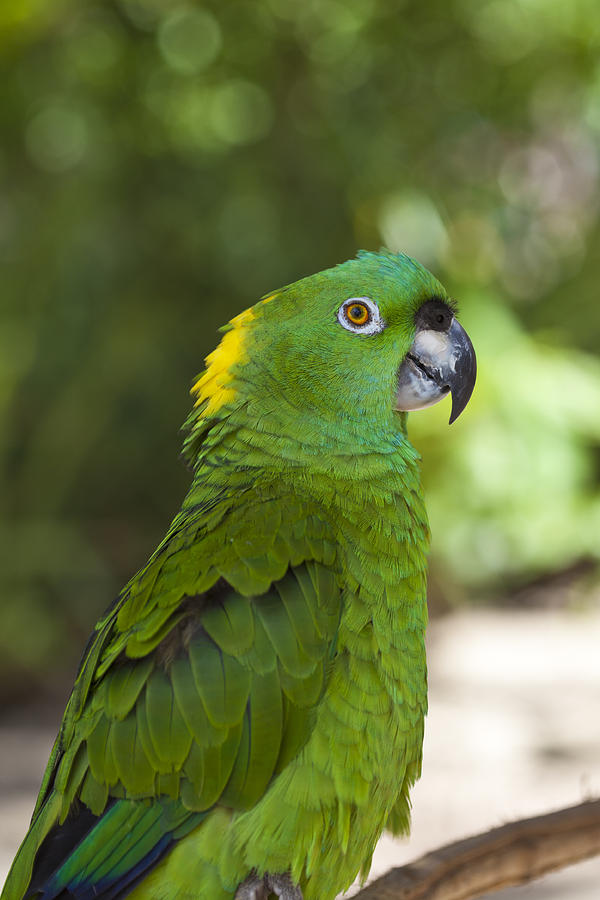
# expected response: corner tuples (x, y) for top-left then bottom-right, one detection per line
(2, 606), (599, 898)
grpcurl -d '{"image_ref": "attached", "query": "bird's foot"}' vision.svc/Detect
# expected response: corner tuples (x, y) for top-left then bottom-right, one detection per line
(265, 873), (303, 900)
(235, 874), (265, 900)
(235, 872), (303, 900)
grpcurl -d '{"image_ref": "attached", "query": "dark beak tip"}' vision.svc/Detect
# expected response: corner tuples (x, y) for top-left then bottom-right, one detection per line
(448, 363), (477, 424)
(448, 407), (465, 425)
(448, 405), (461, 425)
(446, 318), (477, 425)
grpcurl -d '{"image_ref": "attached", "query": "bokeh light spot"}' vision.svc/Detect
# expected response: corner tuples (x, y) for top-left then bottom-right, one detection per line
(67, 18), (122, 81)
(378, 192), (448, 267)
(25, 104), (88, 173)
(158, 7), (222, 75)
(210, 80), (273, 145)
(443, 213), (502, 284)
(467, 0), (540, 63)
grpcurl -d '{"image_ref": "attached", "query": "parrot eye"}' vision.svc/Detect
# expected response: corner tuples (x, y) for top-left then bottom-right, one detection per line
(338, 297), (385, 335)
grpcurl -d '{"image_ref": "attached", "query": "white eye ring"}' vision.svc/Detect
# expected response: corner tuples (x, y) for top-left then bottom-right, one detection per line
(337, 297), (385, 334)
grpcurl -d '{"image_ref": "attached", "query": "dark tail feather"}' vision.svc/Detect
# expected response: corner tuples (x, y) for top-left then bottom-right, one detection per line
(26, 799), (205, 900)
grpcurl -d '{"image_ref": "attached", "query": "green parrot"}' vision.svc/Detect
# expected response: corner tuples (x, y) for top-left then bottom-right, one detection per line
(2, 250), (476, 900)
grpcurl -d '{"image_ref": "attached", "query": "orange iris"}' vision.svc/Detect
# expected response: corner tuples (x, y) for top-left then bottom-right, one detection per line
(346, 303), (369, 325)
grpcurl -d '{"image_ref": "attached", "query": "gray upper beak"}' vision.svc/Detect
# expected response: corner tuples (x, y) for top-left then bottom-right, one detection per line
(396, 316), (477, 424)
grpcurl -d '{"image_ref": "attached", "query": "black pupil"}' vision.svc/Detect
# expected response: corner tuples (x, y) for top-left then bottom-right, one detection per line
(436, 314), (445, 324)
(350, 305), (365, 320)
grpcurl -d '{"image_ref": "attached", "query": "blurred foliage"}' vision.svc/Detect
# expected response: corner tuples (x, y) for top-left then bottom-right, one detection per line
(1, 0), (600, 700)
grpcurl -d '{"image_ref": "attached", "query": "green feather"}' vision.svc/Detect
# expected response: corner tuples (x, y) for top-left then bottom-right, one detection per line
(255, 589), (315, 677)
(244, 669), (283, 803)
(238, 611), (277, 674)
(279, 660), (324, 707)
(182, 741), (205, 800)
(219, 709), (251, 808)
(145, 668), (192, 767)
(86, 715), (115, 785)
(201, 593), (255, 655)
(79, 770), (108, 815)
(171, 655), (228, 747)
(110, 711), (155, 794)
(106, 658), (154, 720)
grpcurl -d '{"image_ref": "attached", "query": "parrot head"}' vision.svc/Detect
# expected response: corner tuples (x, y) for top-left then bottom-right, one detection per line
(187, 250), (476, 459)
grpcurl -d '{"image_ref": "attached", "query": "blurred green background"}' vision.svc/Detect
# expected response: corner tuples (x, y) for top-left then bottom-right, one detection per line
(1, 0), (599, 707)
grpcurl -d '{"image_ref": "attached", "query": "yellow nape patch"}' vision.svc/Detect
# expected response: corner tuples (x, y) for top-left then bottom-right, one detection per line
(191, 294), (276, 417)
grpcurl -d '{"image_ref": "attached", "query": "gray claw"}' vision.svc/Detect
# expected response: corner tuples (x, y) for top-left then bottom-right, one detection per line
(266, 873), (303, 900)
(235, 875), (268, 900)
(236, 873), (303, 900)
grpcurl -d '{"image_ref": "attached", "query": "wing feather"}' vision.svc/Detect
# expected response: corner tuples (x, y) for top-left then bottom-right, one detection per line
(5, 536), (341, 900)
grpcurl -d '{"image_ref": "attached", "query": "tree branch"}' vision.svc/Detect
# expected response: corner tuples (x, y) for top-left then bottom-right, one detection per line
(354, 799), (600, 900)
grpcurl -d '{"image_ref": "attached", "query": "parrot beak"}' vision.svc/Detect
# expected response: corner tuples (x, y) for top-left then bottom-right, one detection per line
(396, 316), (477, 424)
